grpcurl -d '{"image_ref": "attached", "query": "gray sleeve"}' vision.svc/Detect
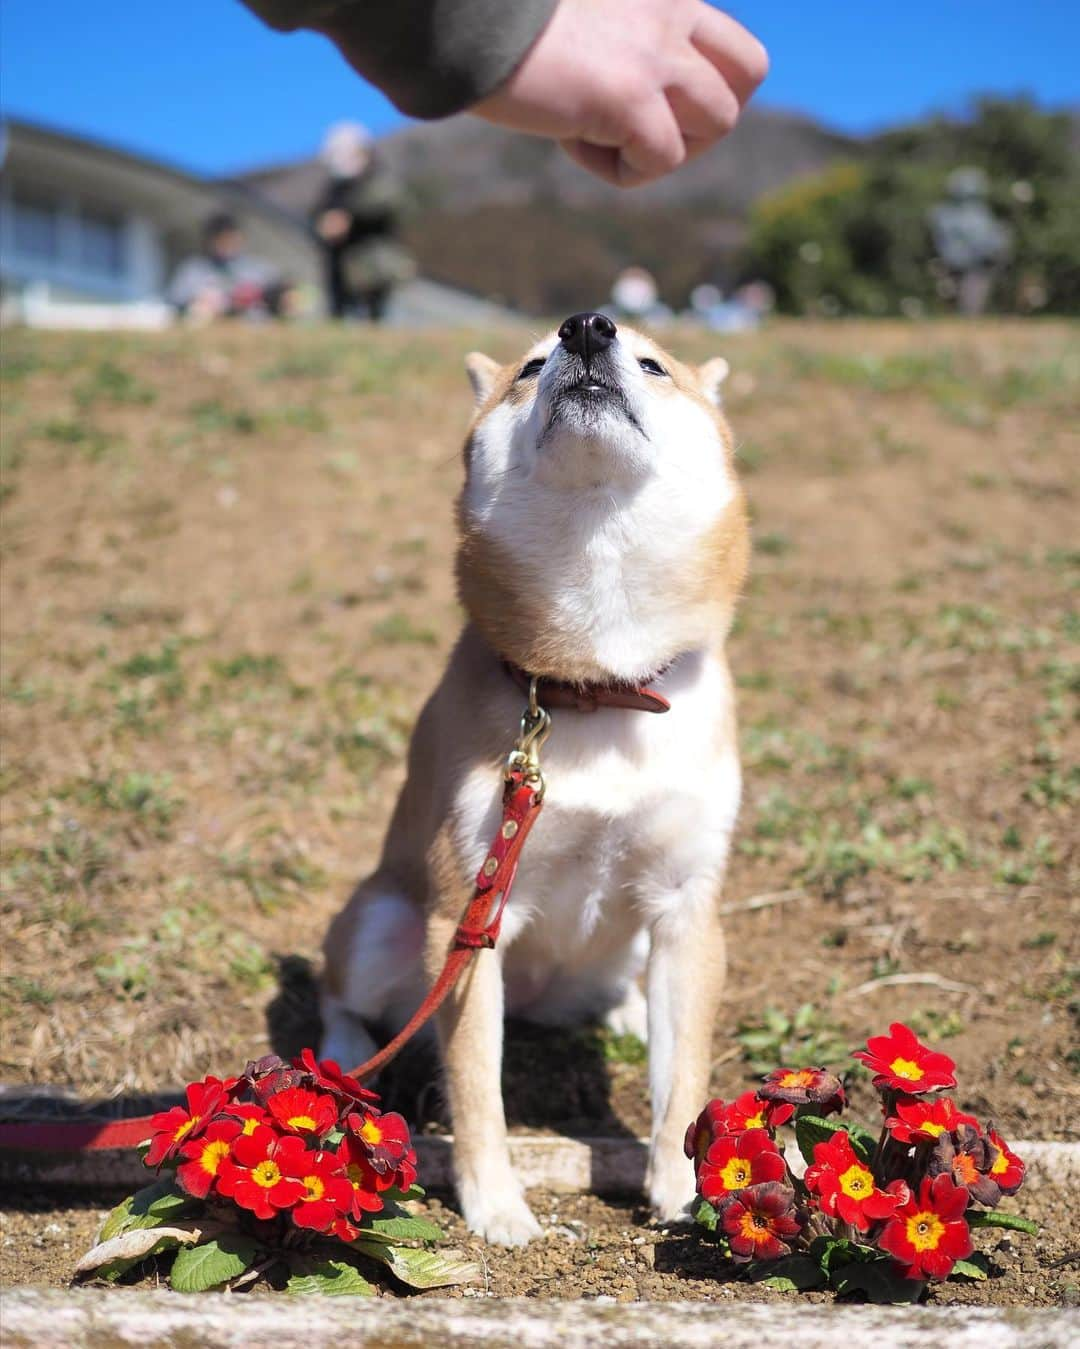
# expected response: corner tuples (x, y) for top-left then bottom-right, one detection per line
(240, 0), (559, 119)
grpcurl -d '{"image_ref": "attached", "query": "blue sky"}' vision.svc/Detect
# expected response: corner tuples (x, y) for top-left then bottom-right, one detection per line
(2, 0), (1077, 176)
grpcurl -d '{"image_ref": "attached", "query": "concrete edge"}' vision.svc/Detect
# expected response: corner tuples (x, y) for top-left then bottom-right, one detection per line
(1, 1135), (1076, 1195)
(1, 1288), (1076, 1349)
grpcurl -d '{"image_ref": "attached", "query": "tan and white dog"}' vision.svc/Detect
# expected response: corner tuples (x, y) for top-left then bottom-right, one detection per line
(321, 312), (749, 1245)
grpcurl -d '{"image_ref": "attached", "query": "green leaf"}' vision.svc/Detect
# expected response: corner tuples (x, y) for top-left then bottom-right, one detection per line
(809, 1235), (874, 1275)
(287, 1256), (376, 1297)
(77, 1226), (194, 1281)
(170, 1235), (259, 1292)
(97, 1178), (194, 1242)
(353, 1241), (479, 1289)
(794, 1114), (845, 1164)
(692, 1198), (719, 1232)
(749, 1255), (828, 1291)
(950, 1253), (991, 1281)
(361, 1213), (444, 1243)
(383, 1183), (425, 1203)
(831, 1257), (925, 1304)
(968, 1211), (1039, 1236)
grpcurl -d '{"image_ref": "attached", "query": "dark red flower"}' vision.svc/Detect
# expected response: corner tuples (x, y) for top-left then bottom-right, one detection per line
(176, 1119), (241, 1198)
(986, 1127), (1025, 1195)
(877, 1173), (972, 1280)
(721, 1182), (803, 1262)
(723, 1090), (794, 1132)
(265, 1086), (338, 1138)
(241, 1055), (308, 1108)
(684, 1100), (728, 1166)
(145, 1076), (230, 1168)
(295, 1049), (380, 1109)
(273, 1136), (354, 1233)
(928, 1123), (1002, 1207)
(759, 1066), (845, 1115)
(804, 1131), (903, 1231)
(216, 1124), (306, 1220)
(345, 1108), (412, 1176)
(697, 1129), (786, 1206)
(885, 1095), (979, 1145)
(853, 1022), (957, 1094)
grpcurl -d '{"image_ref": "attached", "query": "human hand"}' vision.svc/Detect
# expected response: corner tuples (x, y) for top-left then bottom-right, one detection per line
(472, 0), (768, 188)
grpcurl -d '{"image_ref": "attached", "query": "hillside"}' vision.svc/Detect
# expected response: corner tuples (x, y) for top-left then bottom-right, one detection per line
(237, 107), (859, 312)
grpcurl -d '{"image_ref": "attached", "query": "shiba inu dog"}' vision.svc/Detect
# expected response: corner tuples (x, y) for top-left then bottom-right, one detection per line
(321, 312), (749, 1244)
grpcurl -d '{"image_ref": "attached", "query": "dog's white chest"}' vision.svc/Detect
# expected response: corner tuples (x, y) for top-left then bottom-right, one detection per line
(453, 653), (741, 970)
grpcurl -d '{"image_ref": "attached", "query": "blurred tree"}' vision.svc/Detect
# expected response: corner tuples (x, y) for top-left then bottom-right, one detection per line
(743, 98), (1079, 316)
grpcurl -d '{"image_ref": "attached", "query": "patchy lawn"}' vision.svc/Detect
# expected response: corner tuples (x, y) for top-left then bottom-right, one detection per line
(1, 320), (1077, 1159)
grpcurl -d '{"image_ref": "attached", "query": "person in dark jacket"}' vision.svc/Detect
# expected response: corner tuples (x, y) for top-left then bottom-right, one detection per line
(239, 0), (767, 189)
(312, 122), (415, 321)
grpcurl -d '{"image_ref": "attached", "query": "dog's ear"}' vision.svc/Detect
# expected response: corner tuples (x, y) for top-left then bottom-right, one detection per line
(465, 352), (500, 407)
(697, 356), (730, 406)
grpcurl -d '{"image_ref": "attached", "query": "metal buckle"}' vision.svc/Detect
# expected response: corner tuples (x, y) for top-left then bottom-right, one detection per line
(505, 676), (551, 800)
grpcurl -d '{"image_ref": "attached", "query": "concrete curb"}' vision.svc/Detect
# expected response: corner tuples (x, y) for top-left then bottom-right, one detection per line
(2, 1134), (1077, 1194)
(2, 1288), (1076, 1349)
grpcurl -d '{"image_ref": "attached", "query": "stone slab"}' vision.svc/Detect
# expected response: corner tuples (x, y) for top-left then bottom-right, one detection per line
(2, 1288), (1076, 1349)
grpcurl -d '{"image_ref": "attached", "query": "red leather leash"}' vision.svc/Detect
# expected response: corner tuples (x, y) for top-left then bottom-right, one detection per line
(0, 665), (669, 1155)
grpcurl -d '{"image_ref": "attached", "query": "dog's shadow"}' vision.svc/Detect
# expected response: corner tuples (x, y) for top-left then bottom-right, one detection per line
(267, 955), (635, 1138)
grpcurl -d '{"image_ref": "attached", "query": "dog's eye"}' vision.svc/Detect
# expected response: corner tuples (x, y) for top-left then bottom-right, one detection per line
(517, 357), (546, 381)
(638, 357), (667, 376)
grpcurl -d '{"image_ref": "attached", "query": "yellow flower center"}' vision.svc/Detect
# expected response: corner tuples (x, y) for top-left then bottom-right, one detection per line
(251, 1160), (282, 1188)
(920, 1121), (946, 1137)
(991, 1151), (1009, 1176)
(199, 1139), (232, 1177)
(358, 1118), (384, 1146)
(906, 1211), (945, 1252)
(779, 1070), (815, 1088)
(838, 1164), (873, 1199)
(952, 1153), (978, 1184)
(173, 1118), (196, 1143)
(346, 1162), (366, 1189)
(286, 1114), (318, 1132)
(743, 1112), (765, 1130)
(738, 1211), (772, 1242)
(889, 1057), (924, 1081)
(719, 1158), (752, 1190)
(242, 1117), (261, 1136)
(301, 1174), (325, 1202)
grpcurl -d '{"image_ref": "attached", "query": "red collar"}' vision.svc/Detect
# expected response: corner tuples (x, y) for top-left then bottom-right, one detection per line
(503, 659), (671, 714)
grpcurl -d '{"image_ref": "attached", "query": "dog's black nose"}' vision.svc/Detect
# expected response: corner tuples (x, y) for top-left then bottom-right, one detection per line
(558, 312), (617, 362)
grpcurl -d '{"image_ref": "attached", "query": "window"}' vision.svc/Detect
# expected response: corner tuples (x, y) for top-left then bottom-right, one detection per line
(78, 206), (125, 278)
(11, 191), (61, 261)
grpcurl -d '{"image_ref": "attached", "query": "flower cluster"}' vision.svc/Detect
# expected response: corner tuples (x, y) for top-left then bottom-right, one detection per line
(688, 1023), (1032, 1296)
(145, 1049), (417, 1243)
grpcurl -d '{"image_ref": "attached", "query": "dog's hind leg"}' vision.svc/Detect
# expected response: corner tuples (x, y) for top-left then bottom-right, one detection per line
(319, 884), (425, 1071)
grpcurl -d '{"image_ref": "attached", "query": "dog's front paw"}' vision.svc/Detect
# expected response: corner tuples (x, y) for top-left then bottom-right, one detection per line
(647, 1157), (697, 1224)
(460, 1181), (542, 1246)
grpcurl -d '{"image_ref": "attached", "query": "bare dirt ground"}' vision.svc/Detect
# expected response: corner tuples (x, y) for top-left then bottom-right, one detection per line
(1, 319), (1077, 1300)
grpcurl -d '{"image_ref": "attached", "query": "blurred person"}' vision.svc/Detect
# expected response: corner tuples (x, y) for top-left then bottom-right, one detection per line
(609, 265), (670, 324)
(928, 168), (1012, 316)
(168, 212), (294, 321)
(313, 122), (415, 321)
(240, 0), (768, 189)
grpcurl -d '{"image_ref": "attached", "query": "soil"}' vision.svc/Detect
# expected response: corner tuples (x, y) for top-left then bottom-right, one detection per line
(1, 1182), (1077, 1308)
(1, 320), (1077, 1301)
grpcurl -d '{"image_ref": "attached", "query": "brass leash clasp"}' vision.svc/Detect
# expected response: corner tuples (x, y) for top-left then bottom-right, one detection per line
(505, 676), (551, 800)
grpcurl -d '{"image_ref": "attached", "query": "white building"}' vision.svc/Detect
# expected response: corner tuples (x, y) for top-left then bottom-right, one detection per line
(0, 119), (321, 329)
